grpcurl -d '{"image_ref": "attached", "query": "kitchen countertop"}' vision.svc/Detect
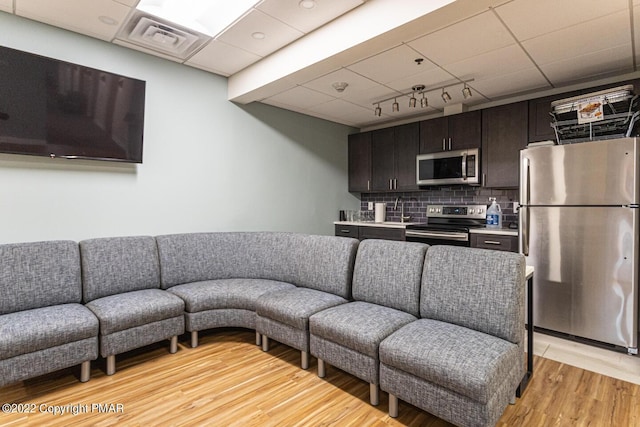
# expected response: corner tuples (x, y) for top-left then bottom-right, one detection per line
(470, 227), (518, 236)
(333, 221), (420, 229)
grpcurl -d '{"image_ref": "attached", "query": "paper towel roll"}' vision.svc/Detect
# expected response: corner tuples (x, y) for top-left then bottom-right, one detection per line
(374, 203), (386, 223)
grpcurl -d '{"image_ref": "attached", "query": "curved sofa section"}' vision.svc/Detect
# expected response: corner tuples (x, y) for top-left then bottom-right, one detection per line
(0, 232), (525, 427)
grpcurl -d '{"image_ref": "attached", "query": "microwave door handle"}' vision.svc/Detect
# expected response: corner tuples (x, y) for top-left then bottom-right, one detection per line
(461, 153), (467, 180)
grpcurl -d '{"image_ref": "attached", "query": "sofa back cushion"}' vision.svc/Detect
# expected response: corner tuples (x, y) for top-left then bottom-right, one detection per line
(351, 239), (428, 317)
(420, 245), (525, 344)
(0, 240), (81, 314)
(80, 236), (160, 302)
(156, 232), (358, 298)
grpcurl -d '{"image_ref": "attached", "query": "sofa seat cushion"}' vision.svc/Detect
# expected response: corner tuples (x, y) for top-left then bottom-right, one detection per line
(167, 279), (296, 313)
(379, 319), (520, 404)
(86, 289), (184, 335)
(309, 301), (416, 358)
(256, 288), (348, 330)
(0, 303), (98, 359)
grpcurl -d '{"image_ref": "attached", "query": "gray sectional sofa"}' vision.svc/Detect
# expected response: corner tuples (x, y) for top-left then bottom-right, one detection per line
(0, 231), (526, 427)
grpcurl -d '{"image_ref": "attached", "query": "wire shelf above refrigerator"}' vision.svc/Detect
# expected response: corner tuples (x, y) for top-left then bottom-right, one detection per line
(550, 85), (640, 144)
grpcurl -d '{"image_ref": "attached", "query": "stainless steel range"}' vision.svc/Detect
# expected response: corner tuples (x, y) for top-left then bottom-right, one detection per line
(405, 204), (486, 246)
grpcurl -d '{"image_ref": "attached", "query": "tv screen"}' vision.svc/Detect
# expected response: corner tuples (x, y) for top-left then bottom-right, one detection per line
(0, 46), (146, 163)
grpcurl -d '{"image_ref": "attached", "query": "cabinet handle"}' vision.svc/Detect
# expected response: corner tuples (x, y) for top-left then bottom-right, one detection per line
(389, 179), (392, 190)
(394, 178), (397, 189)
(367, 180), (370, 191)
(448, 137), (452, 151)
(482, 173), (486, 187)
(442, 138), (446, 151)
(340, 229), (351, 233)
(483, 240), (502, 245)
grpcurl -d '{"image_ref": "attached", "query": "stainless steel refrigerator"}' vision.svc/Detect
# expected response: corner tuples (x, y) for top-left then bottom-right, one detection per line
(519, 137), (639, 354)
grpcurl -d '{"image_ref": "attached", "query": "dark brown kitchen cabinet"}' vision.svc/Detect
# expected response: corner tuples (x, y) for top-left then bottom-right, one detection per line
(481, 101), (528, 188)
(348, 131), (371, 192)
(470, 233), (518, 252)
(419, 110), (481, 153)
(528, 95), (557, 143)
(371, 122), (419, 191)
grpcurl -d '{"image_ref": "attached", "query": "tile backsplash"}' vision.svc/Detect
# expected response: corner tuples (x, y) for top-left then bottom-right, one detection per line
(359, 186), (519, 225)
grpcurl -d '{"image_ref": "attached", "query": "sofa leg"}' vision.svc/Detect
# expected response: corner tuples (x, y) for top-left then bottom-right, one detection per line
(80, 361), (91, 383)
(256, 331), (261, 346)
(262, 336), (269, 352)
(191, 331), (199, 348)
(389, 394), (399, 417)
(170, 336), (178, 354)
(106, 355), (116, 376)
(301, 351), (309, 370)
(317, 359), (326, 378)
(370, 383), (379, 406)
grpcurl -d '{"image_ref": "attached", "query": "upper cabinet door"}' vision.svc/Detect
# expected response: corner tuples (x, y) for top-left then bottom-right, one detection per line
(419, 111), (481, 153)
(394, 122), (419, 191)
(371, 127), (396, 191)
(482, 101), (528, 188)
(419, 117), (447, 154)
(447, 110), (481, 151)
(348, 132), (371, 192)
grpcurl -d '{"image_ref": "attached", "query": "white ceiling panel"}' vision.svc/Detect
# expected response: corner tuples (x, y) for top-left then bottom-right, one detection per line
(0, 1), (12, 13)
(257, 0), (364, 34)
(522, 11), (631, 66)
(346, 44), (436, 85)
(216, 9), (303, 57)
(408, 11), (514, 66)
(113, 39), (185, 63)
(16, 0), (131, 41)
(540, 45), (633, 85)
(305, 98), (375, 126)
(470, 68), (550, 99)
(263, 86), (335, 110)
(113, 0), (137, 6)
(444, 44), (534, 81)
(347, 84), (406, 109)
(496, 0), (629, 42)
(302, 68), (379, 98)
(187, 40), (262, 76)
(384, 66), (455, 94)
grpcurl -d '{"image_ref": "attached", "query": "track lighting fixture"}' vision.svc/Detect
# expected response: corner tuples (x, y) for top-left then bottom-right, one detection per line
(371, 80), (473, 115)
(441, 88), (452, 103)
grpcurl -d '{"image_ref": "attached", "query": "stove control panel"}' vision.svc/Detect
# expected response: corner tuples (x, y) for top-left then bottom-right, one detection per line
(426, 204), (486, 219)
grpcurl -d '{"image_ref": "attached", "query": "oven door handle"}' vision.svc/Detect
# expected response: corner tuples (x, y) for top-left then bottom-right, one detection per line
(405, 230), (469, 242)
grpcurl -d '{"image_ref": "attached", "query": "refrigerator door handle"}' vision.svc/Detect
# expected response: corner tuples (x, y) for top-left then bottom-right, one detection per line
(521, 206), (529, 256)
(521, 156), (530, 256)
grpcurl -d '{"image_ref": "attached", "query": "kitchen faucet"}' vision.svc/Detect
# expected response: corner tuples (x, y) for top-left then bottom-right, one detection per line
(394, 196), (411, 223)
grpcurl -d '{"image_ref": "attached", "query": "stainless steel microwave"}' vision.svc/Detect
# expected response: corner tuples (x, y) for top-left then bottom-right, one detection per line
(416, 148), (480, 186)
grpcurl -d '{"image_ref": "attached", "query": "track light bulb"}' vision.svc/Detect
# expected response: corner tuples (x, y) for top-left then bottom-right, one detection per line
(462, 84), (472, 99)
(409, 93), (417, 108)
(441, 88), (451, 103)
(421, 93), (428, 108)
(374, 104), (382, 116)
(392, 98), (399, 112)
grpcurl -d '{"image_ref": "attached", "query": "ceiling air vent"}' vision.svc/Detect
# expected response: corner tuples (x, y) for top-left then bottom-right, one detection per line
(118, 13), (209, 60)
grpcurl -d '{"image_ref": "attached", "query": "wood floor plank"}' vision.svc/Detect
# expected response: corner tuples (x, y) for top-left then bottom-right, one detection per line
(1, 329), (639, 426)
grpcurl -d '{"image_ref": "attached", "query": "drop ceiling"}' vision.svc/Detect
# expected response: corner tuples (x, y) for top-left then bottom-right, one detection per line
(1, 0), (639, 129)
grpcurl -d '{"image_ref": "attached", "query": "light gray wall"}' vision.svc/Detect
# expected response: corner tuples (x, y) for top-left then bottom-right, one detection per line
(0, 12), (359, 244)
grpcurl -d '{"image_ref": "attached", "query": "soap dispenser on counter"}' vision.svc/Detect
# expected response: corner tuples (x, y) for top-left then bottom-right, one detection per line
(486, 198), (502, 228)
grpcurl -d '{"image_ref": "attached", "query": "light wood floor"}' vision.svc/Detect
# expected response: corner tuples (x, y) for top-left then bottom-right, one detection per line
(1, 329), (639, 426)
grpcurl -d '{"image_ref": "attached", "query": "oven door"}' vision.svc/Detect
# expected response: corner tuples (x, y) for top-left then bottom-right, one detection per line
(405, 229), (470, 247)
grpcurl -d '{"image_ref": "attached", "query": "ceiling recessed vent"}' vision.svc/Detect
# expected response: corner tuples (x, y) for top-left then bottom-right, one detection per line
(117, 12), (210, 60)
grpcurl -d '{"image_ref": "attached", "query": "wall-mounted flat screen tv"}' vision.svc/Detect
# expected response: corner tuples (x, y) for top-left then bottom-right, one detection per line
(0, 46), (146, 163)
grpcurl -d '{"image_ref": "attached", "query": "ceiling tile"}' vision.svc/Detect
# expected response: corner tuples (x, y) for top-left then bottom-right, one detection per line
(263, 86), (336, 110)
(444, 44), (535, 82)
(347, 84), (405, 109)
(346, 44), (436, 85)
(0, 1), (12, 13)
(522, 11), (631, 65)
(407, 11), (514, 66)
(469, 68), (550, 99)
(385, 66), (457, 93)
(113, 0), (137, 6)
(257, 0), (364, 34)
(186, 40), (261, 76)
(496, 0), (629, 42)
(216, 8), (303, 57)
(539, 45), (633, 85)
(305, 98), (389, 127)
(302, 68), (379, 98)
(16, 0), (132, 41)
